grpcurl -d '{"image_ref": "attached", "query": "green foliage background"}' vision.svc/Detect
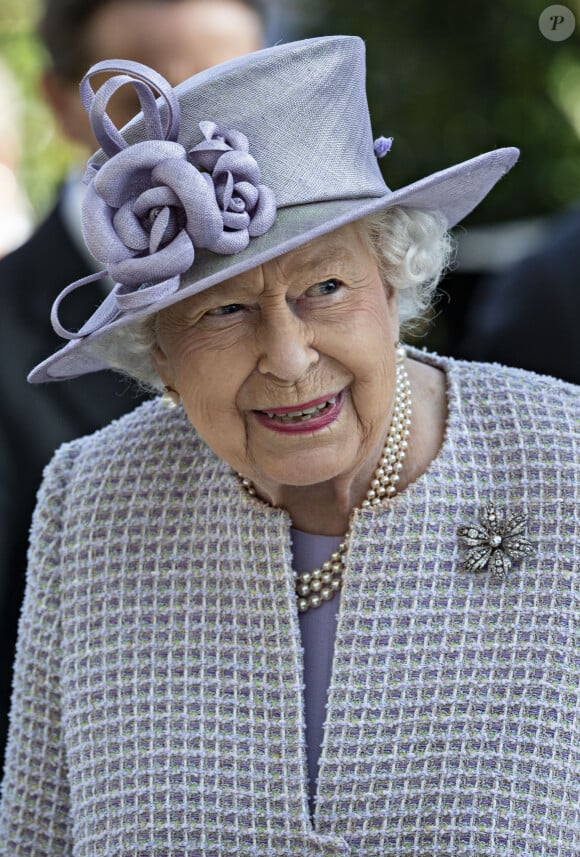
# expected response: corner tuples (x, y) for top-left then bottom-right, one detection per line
(0, 0), (82, 217)
(2, 0), (580, 224)
(298, 0), (580, 224)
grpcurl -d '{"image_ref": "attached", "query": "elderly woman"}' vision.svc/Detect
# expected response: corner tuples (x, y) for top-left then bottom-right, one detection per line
(1, 36), (578, 856)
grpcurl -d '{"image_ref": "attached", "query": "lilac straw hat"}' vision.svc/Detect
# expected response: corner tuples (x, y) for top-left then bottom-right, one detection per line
(29, 35), (519, 383)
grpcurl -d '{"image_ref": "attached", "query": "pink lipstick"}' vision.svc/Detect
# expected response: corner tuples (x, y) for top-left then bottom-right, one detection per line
(253, 390), (345, 434)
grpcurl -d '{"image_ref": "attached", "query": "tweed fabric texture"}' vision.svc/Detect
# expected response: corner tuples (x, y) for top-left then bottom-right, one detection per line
(1, 353), (579, 856)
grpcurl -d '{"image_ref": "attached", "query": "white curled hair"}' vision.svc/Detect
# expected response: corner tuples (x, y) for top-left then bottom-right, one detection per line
(90, 206), (454, 390)
(363, 206), (454, 330)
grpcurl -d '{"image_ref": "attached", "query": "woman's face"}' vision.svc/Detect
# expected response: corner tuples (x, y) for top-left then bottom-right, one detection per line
(152, 222), (400, 496)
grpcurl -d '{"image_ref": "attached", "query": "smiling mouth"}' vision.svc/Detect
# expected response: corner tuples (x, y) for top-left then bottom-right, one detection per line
(255, 392), (341, 424)
(258, 396), (338, 423)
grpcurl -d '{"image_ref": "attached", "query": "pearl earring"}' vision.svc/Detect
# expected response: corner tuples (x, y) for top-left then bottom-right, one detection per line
(161, 385), (181, 408)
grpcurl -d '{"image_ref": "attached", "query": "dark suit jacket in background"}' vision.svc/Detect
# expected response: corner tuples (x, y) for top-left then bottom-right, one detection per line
(458, 208), (580, 384)
(0, 194), (149, 760)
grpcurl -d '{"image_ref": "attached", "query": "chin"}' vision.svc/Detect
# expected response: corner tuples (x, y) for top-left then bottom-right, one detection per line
(255, 449), (349, 491)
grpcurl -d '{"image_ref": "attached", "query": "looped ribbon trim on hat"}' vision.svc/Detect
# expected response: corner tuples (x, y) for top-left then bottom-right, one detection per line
(80, 59), (181, 158)
(50, 273), (182, 340)
(53, 60), (277, 342)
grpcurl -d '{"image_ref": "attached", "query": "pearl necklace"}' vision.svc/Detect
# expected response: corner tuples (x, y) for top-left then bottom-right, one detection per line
(239, 344), (412, 613)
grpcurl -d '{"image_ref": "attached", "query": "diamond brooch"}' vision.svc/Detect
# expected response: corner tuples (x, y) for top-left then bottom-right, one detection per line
(458, 501), (535, 577)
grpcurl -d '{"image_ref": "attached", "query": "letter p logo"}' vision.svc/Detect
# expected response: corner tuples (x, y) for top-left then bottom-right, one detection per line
(539, 5), (576, 40)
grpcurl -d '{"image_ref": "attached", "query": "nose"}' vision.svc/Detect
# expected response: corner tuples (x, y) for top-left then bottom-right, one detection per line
(257, 304), (318, 382)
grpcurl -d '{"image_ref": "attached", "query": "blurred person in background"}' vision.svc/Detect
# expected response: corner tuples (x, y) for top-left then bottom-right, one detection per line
(0, 0), (265, 762)
(0, 60), (33, 256)
(457, 203), (580, 384)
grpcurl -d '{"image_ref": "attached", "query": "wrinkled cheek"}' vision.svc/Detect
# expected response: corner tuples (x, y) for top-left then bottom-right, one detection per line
(349, 351), (396, 430)
(200, 412), (251, 474)
(178, 377), (248, 469)
(165, 333), (256, 468)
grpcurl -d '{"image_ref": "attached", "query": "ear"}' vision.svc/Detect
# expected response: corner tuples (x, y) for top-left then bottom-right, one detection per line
(385, 281), (401, 342)
(41, 69), (95, 149)
(150, 341), (175, 390)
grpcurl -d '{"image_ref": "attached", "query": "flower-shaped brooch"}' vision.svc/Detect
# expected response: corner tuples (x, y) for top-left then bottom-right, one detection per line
(458, 501), (535, 577)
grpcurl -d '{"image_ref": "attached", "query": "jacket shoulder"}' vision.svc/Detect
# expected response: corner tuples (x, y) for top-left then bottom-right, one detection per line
(447, 358), (579, 485)
(453, 357), (579, 416)
(45, 398), (219, 491)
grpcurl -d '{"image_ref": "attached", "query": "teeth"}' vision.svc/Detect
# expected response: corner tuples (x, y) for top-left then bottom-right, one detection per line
(262, 395), (338, 421)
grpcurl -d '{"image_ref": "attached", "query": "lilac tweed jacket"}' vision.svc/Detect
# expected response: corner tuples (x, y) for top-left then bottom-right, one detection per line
(1, 353), (579, 856)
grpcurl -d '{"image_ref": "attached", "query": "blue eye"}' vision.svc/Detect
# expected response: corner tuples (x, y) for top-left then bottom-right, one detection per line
(306, 278), (341, 297)
(206, 303), (244, 317)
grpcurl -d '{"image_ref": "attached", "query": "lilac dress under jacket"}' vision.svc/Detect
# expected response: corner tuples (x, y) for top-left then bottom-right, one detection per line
(291, 528), (342, 815)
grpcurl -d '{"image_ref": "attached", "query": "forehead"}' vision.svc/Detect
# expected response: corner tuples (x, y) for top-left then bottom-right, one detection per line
(220, 221), (372, 289)
(275, 221), (369, 270)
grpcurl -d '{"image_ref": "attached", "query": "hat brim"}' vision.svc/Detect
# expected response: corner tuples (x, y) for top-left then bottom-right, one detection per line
(29, 145), (518, 383)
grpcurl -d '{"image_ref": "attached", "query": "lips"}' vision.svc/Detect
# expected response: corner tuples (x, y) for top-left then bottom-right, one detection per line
(252, 390), (345, 434)
(262, 394), (337, 422)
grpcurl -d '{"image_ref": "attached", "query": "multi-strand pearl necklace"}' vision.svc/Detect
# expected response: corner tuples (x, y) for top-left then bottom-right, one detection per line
(239, 344), (412, 613)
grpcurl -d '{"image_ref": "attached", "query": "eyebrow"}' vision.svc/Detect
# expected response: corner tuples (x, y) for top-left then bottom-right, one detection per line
(202, 279), (258, 303)
(280, 242), (359, 276)
(197, 238), (360, 306)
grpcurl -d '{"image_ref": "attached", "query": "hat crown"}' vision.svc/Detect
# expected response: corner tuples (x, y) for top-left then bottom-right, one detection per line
(122, 36), (388, 208)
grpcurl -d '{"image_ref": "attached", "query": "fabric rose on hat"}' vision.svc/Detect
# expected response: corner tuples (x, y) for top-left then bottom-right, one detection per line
(51, 60), (278, 342)
(190, 121), (277, 254)
(82, 139), (225, 288)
